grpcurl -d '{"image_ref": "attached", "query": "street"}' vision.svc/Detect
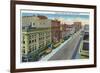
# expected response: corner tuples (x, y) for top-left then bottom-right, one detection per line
(40, 30), (82, 61)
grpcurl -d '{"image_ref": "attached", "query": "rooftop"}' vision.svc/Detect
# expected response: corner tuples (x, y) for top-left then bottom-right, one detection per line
(22, 26), (51, 32)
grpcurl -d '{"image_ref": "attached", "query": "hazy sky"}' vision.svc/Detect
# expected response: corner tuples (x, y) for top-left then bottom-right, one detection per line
(22, 11), (89, 25)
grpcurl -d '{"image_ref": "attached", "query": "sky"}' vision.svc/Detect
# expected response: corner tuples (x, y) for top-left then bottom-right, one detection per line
(22, 11), (89, 25)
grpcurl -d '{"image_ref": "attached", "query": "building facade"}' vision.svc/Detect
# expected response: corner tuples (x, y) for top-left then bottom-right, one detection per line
(51, 20), (61, 47)
(79, 24), (89, 59)
(73, 22), (82, 32)
(22, 15), (51, 28)
(22, 15), (51, 62)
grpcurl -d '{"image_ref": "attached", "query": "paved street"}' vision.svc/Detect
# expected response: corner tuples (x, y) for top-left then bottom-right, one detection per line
(40, 30), (82, 61)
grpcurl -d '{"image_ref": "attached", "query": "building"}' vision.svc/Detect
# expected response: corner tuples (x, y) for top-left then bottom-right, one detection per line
(79, 24), (89, 59)
(22, 15), (51, 62)
(51, 20), (61, 48)
(60, 24), (66, 39)
(73, 22), (82, 32)
(66, 24), (75, 36)
(22, 15), (51, 28)
(60, 24), (69, 41)
(60, 24), (76, 42)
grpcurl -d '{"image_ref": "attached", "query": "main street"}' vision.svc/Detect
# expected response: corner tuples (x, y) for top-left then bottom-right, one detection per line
(40, 30), (82, 61)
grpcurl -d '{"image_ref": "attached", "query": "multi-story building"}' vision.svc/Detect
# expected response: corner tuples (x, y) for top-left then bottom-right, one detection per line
(51, 20), (61, 47)
(22, 15), (51, 28)
(60, 24), (69, 41)
(66, 24), (75, 36)
(22, 15), (51, 62)
(60, 23), (76, 42)
(79, 24), (89, 59)
(73, 22), (82, 32)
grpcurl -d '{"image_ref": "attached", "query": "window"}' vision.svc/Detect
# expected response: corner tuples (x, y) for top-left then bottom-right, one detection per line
(35, 39), (36, 42)
(22, 49), (25, 54)
(32, 40), (34, 43)
(29, 40), (31, 44)
(23, 41), (25, 44)
(83, 34), (89, 41)
(83, 42), (89, 51)
(28, 48), (31, 53)
(33, 23), (35, 25)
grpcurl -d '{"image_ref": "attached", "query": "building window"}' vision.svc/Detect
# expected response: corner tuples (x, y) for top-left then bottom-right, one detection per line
(22, 49), (25, 54)
(32, 40), (34, 43)
(23, 41), (25, 44)
(83, 42), (89, 51)
(29, 40), (31, 44)
(28, 48), (31, 53)
(35, 39), (36, 42)
(23, 46), (25, 48)
(33, 23), (35, 25)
